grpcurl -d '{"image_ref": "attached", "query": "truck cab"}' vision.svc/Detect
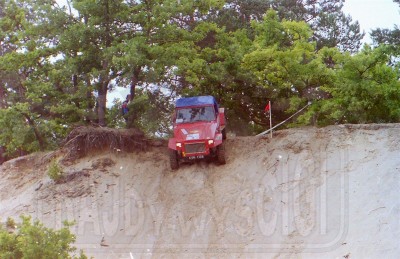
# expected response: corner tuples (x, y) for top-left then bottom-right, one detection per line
(168, 96), (226, 170)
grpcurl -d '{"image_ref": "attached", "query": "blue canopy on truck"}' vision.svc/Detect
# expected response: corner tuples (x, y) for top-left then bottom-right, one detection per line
(176, 96), (218, 108)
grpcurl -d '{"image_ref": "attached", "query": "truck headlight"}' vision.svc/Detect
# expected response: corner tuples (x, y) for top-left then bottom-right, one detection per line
(176, 142), (182, 148)
(208, 140), (214, 145)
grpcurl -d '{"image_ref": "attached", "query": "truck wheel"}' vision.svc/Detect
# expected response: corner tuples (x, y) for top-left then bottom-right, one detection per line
(222, 128), (227, 140)
(169, 149), (179, 170)
(216, 143), (226, 165)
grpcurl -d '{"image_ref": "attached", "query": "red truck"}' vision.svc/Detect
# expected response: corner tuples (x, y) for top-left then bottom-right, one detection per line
(168, 96), (226, 170)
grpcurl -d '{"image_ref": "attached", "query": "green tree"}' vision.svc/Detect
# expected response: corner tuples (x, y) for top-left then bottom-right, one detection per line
(210, 0), (364, 52)
(207, 0), (270, 33)
(268, 0), (364, 52)
(63, 0), (128, 126)
(370, 0), (400, 47)
(0, 215), (86, 258)
(370, 1), (400, 62)
(0, 0), (74, 153)
(308, 45), (400, 124)
(111, 0), (225, 129)
(242, 11), (335, 128)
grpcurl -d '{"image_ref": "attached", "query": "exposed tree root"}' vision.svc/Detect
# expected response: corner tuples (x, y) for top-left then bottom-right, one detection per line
(61, 126), (147, 164)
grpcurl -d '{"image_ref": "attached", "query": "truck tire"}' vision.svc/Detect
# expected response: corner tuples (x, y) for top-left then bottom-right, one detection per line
(222, 128), (227, 140)
(216, 143), (226, 165)
(169, 149), (179, 170)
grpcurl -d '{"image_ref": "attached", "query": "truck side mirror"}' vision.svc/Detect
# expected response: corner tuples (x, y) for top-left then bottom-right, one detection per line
(218, 107), (226, 126)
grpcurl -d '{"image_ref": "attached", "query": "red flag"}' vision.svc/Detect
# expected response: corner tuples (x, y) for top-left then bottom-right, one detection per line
(264, 102), (270, 112)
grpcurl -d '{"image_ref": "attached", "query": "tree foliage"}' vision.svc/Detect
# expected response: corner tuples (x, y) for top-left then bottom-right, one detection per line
(268, 0), (363, 52)
(0, 215), (86, 258)
(297, 46), (400, 125)
(370, 1), (400, 56)
(208, 0), (364, 52)
(242, 11), (333, 125)
(0, 0), (399, 154)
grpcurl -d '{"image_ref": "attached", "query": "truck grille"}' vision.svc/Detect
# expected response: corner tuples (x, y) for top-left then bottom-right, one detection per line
(185, 143), (206, 154)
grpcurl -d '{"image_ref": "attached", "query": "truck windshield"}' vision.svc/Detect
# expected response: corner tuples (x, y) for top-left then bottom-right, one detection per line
(175, 106), (215, 124)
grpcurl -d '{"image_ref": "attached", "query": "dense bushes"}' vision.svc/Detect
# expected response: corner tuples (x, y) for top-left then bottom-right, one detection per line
(0, 216), (87, 259)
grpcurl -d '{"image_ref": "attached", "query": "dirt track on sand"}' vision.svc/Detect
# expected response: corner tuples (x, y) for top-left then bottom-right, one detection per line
(0, 124), (399, 258)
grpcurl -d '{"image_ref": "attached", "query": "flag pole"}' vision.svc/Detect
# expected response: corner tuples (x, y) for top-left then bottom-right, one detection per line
(269, 100), (272, 138)
(257, 101), (312, 137)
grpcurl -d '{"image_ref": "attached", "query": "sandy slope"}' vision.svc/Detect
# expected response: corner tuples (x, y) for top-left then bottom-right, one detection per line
(0, 124), (399, 258)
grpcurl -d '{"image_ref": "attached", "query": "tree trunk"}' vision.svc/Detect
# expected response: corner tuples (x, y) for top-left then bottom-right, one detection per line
(97, 81), (108, 126)
(97, 55), (110, 126)
(23, 113), (46, 151)
(126, 68), (141, 128)
(97, 0), (111, 127)
(85, 76), (96, 123)
(0, 84), (5, 109)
